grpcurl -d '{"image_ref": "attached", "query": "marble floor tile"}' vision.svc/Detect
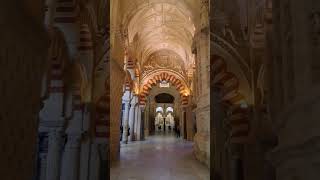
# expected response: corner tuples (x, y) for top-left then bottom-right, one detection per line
(111, 133), (210, 180)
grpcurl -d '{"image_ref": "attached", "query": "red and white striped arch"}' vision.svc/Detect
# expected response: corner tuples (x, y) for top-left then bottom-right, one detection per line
(124, 71), (133, 91)
(139, 71), (189, 106)
(212, 55), (249, 144)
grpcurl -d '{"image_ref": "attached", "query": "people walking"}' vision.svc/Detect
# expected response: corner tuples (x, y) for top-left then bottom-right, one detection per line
(176, 126), (180, 138)
(120, 125), (123, 141)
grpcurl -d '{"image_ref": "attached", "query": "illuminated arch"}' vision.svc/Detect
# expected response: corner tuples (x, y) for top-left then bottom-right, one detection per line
(156, 107), (164, 113)
(166, 107), (174, 113)
(139, 71), (189, 106)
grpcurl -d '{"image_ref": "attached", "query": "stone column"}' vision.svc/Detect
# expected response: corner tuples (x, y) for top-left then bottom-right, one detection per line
(60, 134), (82, 180)
(266, 1), (320, 180)
(136, 106), (142, 140)
(229, 145), (242, 180)
(79, 139), (90, 180)
(46, 129), (63, 180)
(39, 154), (48, 180)
(134, 105), (139, 139)
(78, 24), (94, 101)
(122, 100), (130, 143)
(128, 96), (137, 141)
(54, 0), (80, 58)
(212, 87), (226, 175)
(141, 106), (145, 140)
(60, 85), (83, 180)
(89, 143), (100, 180)
(44, 0), (56, 27)
(193, 0), (210, 167)
(37, 132), (49, 180)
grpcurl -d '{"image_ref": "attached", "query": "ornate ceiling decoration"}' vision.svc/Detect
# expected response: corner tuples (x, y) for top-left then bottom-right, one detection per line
(142, 49), (187, 78)
(121, 0), (199, 73)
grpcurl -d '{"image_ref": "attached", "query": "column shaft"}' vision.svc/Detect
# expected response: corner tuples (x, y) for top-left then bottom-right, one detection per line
(46, 129), (63, 180)
(128, 103), (136, 141)
(136, 108), (141, 140)
(122, 101), (130, 143)
(134, 106), (139, 139)
(60, 134), (81, 180)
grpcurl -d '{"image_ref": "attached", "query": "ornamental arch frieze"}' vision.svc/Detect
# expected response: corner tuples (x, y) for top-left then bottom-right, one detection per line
(139, 71), (190, 106)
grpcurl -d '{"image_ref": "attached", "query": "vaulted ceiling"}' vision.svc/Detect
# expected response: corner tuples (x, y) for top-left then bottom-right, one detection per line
(114, 0), (200, 80)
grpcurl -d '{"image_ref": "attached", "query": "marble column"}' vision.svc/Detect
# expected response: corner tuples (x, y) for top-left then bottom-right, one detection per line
(229, 144), (243, 180)
(60, 134), (82, 180)
(128, 97), (137, 142)
(230, 157), (240, 180)
(39, 154), (48, 180)
(136, 107), (142, 140)
(134, 105), (139, 139)
(60, 85), (83, 180)
(44, 0), (56, 27)
(54, 0), (80, 58)
(212, 87), (226, 174)
(122, 100), (130, 143)
(89, 143), (100, 180)
(46, 129), (63, 180)
(140, 106), (145, 140)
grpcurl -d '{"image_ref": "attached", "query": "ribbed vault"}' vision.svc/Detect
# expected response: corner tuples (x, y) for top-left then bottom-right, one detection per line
(119, 0), (199, 80)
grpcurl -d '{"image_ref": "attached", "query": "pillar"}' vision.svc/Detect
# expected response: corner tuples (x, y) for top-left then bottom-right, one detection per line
(60, 85), (83, 180)
(39, 154), (48, 180)
(181, 107), (188, 139)
(144, 104), (150, 137)
(229, 145), (243, 180)
(186, 105), (194, 141)
(54, 0), (80, 58)
(212, 87), (226, 175)
(60, 134), (82, 180)
(89, 143), (100, 180)
(78, 24), (94, 101)
(44, 0), (56, 27)
(128, 96), (137, 141)
(122, 100), (130, 143)
(141, 106), (145, 140)
(136, 107), (142, 140)
(134, 105), (139, 139)
(37, 132), (49, 180)
(267, 1), (320, 180)
(79, 139), (90, 180)
(46, 129), (63, 180)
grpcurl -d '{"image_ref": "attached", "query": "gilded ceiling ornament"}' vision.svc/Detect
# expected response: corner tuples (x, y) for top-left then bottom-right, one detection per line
(142, 50), (187, 77)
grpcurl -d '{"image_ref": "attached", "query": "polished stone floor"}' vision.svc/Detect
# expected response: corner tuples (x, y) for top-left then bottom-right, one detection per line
(110, 132), (210, 180)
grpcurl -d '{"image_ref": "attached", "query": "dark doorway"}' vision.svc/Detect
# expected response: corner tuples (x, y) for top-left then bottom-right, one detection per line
(155, 93), (175, 103)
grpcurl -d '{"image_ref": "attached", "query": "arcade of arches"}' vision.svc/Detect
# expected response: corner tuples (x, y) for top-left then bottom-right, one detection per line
(1, 0), (320, 180)
(110, 0), (210, 178)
